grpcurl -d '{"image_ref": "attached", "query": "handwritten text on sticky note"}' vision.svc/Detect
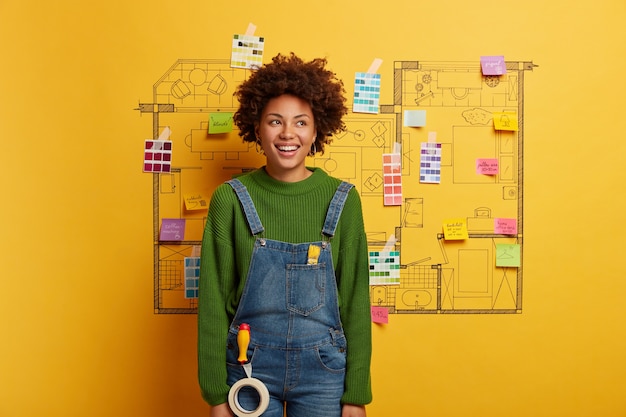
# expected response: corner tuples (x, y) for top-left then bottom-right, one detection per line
(184, 193), (209, 211)
(208, 112), (233, 134)
(481, 56), (506, 75)
(443, 218), (469, 240)
(371, 306), (389, 324)
(160, 219), (185, 241)
(494, 218), (517, 235)
(476, 158), (499, 175)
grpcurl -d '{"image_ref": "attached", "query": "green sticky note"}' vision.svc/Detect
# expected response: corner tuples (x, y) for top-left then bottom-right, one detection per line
(495, 244), (520, 267)
(208, 112), (233, 134)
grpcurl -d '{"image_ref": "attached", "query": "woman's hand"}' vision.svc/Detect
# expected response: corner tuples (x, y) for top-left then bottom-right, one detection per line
(210, 402), (234, 417)
(342, 404), (366, 417)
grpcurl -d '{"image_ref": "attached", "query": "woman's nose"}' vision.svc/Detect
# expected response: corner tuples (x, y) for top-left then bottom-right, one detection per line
(279, 126), (295, 139)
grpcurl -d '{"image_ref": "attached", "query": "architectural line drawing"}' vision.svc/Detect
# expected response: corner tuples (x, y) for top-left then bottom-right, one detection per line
(137, 58), (536, 314)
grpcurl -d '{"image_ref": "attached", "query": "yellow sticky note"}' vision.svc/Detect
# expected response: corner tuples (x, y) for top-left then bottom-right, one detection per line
(493, 111), (518, 131)
(208, 112), (233, 134)
(183, 193), (209, 211)
(443, 218), (469, 240)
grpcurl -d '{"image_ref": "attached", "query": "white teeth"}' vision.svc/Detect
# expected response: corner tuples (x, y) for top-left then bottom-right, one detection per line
(278, 145), (299, 151)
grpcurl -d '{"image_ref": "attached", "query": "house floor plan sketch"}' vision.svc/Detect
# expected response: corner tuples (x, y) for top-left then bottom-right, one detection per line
(137, 58), (535, 314)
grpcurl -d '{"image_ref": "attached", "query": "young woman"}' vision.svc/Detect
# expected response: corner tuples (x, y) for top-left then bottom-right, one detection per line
(198, 53), (372, 417)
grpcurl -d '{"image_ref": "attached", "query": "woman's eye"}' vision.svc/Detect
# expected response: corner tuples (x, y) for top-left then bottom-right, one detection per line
(270, 120), (281, 125)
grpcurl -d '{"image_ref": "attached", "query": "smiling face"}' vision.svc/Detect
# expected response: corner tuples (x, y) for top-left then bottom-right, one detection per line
(256, 94), (317, 182)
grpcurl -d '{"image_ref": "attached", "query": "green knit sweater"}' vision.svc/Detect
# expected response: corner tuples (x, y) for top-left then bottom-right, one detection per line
(198, 167), (372, 407)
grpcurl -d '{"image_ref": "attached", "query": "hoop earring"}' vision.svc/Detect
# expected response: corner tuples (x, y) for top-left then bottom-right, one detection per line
(255, 138), (264, 154)
(309, 141), (317, 156)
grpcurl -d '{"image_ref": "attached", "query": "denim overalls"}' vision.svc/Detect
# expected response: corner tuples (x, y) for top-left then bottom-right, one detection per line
(225, 178), (353, 417)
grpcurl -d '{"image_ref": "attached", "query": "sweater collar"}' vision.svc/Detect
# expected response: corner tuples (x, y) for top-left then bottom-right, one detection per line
(250, 167), (328, 195)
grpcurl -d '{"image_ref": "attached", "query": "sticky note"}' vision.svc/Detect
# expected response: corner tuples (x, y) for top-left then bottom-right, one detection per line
(184, 193), (209, 211)
(443, 218), (469, 240)
(476, 158), (499, 175)
(493, 112), (518, 131)
(480, 55), (506, 75)
(208, 112), (233, 134)
(494, 218), (517, 235)
(404, 110), (426, 127)
(160, 218), (185, 241)
(496, 244), (521, 267)
(371, 306), (389, 324)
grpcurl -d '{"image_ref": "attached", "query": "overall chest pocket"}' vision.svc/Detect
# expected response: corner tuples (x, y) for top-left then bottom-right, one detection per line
(286, 263), (326, 316)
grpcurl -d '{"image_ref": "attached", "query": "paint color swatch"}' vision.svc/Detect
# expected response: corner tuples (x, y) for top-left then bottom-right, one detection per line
(383, 153), (402, 206)
(144, 140), (172, 173)
(184, 257), (200, 299)
(369, 250), (401, 285)
(353, 72), (381, 113)
(231, 34), (264, 69)
(420, 142), (441, 183)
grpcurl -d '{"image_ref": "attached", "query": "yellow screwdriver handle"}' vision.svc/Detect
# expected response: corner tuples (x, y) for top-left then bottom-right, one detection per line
(237, 323), (250, 364)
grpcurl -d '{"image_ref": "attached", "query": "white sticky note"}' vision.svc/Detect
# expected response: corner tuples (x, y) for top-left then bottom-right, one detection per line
(404, 110), (426, 127)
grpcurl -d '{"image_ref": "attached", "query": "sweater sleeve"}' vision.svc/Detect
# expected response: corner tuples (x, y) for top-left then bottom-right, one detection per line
(198, 185), (237, 406)
(336, 188), (373, 405)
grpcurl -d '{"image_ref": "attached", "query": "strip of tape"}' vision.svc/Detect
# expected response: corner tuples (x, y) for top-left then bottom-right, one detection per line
(245, 23), (256, 36)
(158, 126), (171, 141)
(367, 58), (383, 74)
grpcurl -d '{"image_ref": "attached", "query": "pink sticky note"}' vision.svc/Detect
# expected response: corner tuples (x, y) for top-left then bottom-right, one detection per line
(494, 218), (517, 235)
(476, 158), (499, 175)
(371, 306), (389, 324)
(480, 56), (506, 75)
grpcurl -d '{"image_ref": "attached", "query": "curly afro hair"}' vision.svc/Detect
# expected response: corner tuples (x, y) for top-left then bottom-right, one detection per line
(233, 53), (348, 155)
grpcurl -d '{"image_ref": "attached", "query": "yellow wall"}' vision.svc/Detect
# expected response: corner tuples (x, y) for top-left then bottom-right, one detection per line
(1, 1), (625, 416)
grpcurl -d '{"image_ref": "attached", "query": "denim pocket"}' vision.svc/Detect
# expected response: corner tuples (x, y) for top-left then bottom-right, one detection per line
(226, 331), (256, 367)
(286, 263), (326, 316)
(315, 338), (347, 372)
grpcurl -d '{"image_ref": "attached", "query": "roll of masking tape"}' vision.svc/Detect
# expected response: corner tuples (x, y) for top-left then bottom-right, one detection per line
(228, 377), (270, 417)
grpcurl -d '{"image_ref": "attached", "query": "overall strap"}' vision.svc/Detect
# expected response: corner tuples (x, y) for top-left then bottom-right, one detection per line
(225, 179), (265, 236)
(322, 181), (354, 238)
